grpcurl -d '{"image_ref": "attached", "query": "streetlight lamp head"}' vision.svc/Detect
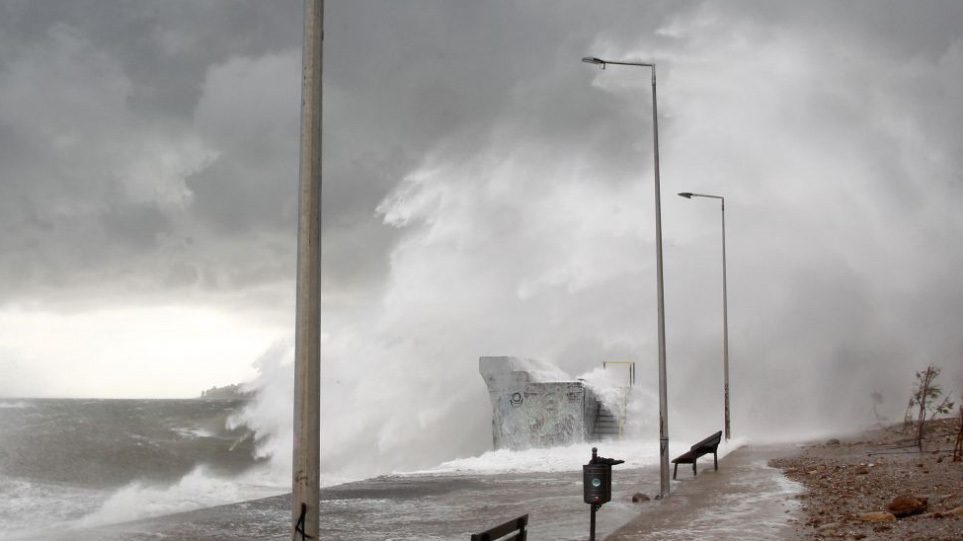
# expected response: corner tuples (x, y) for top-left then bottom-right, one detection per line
(678, 192), (694, 199)
(582, 57), (606, 66)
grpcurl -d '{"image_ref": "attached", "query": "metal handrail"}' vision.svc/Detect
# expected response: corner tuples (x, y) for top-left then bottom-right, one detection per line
(602, 361), (636, 439)
(602, 360), (636, 387)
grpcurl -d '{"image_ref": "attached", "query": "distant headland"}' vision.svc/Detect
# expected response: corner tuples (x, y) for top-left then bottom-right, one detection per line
(199, 383), (253, 400)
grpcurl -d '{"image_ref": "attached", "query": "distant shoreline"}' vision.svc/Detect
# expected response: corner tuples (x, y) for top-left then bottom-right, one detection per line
(199, 383), (253, 400)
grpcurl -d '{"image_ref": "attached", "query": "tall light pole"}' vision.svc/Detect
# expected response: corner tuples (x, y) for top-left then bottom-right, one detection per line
(678, 192), (730, 441)
(293, 1), (323, 539)
(582, 56), (670, 499)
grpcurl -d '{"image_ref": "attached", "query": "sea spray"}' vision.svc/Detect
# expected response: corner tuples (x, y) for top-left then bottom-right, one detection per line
(578, 367), (627, 416)
(227, 340), (295, 480)
(577, 365), (660, 441)
(224, 345), (665, 486)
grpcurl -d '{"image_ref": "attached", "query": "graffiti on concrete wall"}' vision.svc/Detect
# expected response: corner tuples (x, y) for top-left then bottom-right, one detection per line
(480, 356), (600, 450)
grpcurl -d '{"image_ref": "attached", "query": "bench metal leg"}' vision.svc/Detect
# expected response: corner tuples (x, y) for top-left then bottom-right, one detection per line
(672, 463), (678, 480)
(713, 452), (718, 471)
(693, 461), (697, 476)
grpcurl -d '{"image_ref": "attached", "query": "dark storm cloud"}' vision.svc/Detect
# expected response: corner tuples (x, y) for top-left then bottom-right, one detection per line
(0, 0), (302, 116)
(0, 1), (307, 304)
(0, 0), (692, 305)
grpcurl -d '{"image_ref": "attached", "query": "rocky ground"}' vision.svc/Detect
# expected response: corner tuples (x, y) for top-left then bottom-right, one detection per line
(770, 417), (963, 541)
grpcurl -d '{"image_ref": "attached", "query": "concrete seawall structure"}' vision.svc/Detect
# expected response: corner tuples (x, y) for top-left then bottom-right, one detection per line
(479, 356), (605, 450)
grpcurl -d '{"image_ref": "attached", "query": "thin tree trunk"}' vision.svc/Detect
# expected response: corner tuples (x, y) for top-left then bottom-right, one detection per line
(915, 367), (934, 452)
(954, 406), (962, 462)
(954, 371), (962, 462)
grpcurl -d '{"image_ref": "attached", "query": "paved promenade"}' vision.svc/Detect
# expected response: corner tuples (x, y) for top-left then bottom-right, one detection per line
(606, 445), (804, 540)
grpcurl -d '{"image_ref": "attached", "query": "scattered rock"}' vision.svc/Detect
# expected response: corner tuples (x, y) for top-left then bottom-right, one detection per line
(826, 438), (841, 445)
(949, 506), (963, 517)
(859, 511), (896, 522)
(631, 492), (650, 503)
(885, 494), (928, 518)
(816, 521), (840, 531)
(854, 465), (870, 475)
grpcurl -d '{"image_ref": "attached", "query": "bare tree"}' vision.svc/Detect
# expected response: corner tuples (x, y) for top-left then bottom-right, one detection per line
(871, 391), (885, 421)
(910, 366), (955, 451)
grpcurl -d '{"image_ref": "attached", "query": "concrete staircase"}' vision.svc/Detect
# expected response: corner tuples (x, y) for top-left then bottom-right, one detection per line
(593, 406), (622, 440)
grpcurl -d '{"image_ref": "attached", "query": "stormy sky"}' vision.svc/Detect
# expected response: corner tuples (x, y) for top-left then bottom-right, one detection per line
(1, 1), (962, 469)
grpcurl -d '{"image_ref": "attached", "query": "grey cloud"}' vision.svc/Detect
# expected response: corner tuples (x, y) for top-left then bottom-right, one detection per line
(100, 201), (170, 248)
(0, 1), (303, 117)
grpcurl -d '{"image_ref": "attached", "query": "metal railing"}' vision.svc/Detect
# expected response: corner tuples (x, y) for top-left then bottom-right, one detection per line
(601, 361), (636, 438)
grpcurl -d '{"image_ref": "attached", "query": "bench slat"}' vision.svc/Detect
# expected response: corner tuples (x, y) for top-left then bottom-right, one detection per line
(670, 450), (699, 464)
(470, 514), (528, 541)
(691, 431), (722, 451)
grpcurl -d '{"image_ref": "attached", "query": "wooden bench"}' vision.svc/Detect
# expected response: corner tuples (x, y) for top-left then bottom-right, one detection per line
(671, 430), (722, 479)
(470, 514), (528, 541)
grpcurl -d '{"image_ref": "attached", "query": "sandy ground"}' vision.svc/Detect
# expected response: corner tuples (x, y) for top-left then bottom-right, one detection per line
(770, 417), (963, 541)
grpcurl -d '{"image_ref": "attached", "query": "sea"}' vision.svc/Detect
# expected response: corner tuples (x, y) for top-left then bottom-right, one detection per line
(0, 398), (798, 540)
(0, 398), (279, 540)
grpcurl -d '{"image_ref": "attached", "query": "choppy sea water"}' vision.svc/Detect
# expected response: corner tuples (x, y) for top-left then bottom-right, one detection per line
(0, 398), (797, 540)
(0, 398), (277, 540)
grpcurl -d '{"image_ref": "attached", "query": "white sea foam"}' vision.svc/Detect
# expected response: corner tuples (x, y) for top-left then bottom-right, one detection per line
(0, 401), (31, 409)
(0, 476), (104, 540)
(74, 465), (287, 529)
(172, 426), (215, 439)
(406, 436), (744, 477)
(411, 439), (661, 475)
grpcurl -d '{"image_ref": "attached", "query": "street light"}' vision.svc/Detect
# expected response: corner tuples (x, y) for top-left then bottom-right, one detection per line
(678, 191), (730, 441)
(583, 55), (671, 499)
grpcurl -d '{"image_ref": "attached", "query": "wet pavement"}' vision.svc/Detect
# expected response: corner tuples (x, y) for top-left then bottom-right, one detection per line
(605, 445), (804, 540)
